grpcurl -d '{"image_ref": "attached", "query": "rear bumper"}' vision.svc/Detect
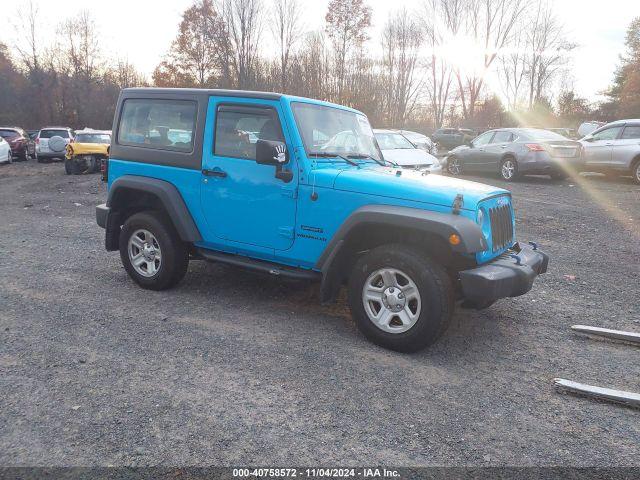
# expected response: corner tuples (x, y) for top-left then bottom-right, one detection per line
(459, 243), (548, 305)
(519, 153), (583, 174)
(36, 151), (65, 158)
(96, 203), (109, 228)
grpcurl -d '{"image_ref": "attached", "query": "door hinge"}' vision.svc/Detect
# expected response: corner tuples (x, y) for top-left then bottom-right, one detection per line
(278, 226), (294, 239)
(281, 186), (298, 199)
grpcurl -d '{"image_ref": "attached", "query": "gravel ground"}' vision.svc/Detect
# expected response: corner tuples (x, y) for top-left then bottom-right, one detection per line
(1, 160), (639, 467)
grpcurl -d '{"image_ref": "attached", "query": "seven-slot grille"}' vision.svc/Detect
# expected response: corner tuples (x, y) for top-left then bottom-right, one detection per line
(489, 203), (514, 252)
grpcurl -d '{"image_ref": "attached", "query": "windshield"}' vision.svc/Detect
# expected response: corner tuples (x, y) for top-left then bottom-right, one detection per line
(375, 132), (415, 150)
(75, 133), (111, 144)
(291, 102), (381, 161)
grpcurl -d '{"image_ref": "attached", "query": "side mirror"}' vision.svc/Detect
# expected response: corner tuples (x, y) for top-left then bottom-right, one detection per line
(255, 139), (293, 182)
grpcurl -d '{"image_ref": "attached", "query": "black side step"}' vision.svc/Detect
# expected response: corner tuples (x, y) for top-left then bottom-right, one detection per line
(195, 248), (321, 281)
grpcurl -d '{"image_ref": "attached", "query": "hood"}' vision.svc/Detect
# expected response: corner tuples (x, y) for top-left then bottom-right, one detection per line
(450, 144), (471, 154)
(381, 148), (437, 166)
(333, 166), (508, 211)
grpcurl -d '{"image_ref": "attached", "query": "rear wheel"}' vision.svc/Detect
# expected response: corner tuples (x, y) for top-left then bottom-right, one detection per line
(64, 159), (74, 175)
(632, 160), (640, 185)
(447, 155), (463, 176)
(500, 157), (518, 181)
(347, 244), (454, 353)
(7, 150), (12, 164)
(119, 212), (189, 290)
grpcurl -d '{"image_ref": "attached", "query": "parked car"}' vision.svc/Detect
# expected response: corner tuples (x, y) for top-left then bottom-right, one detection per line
(373, 129), (441, 173)
(432, 128), (475, 150)
(0, 127), (33, 160)
(577, 121), (606, 138)
(25, 131), (38, 156)
(65, 129), (111, 175)
(35, 127), (75, 162)
(547, 128), (578, 140)
(95, 88), (548, 353)
(446, 128), (582, 181)
(396, 129), (438, 156)
(579, 119), (640, 184)
(0, 136), (12, 164)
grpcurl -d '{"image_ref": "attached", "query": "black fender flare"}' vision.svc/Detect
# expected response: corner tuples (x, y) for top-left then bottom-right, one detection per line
(107, 175), (202, 243)
(315, 205), (487, 302)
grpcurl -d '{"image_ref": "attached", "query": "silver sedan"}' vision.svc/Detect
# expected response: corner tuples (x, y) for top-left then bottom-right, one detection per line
(445, 128), (583, 181)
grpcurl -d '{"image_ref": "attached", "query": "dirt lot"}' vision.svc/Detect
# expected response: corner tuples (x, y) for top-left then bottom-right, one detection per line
(1, 160), (639, 467)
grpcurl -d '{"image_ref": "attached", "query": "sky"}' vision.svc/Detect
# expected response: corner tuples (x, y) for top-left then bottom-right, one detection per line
(3, 0), (640, 103)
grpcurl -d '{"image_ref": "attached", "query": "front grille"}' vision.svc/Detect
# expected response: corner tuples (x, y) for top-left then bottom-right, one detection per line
(489, 204), (514, 252)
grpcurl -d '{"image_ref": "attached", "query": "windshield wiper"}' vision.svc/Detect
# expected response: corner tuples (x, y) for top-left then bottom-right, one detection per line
(347, 153), (396, 167)
(308, 152), (358, 166)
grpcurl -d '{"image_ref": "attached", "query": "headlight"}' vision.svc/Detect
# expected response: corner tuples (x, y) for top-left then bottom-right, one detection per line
(476, 208), (484, 225)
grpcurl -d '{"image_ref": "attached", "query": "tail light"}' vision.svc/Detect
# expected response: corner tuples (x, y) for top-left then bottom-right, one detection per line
(525, 143), (545, 152)
(35, 137), (40, 144)
(101, 158), (108, 182)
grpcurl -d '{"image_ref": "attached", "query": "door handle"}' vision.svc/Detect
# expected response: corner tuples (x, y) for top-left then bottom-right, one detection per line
(605, 143), (613, 146)
(500, 145), (507, 148)
(202, 168), (227, 178)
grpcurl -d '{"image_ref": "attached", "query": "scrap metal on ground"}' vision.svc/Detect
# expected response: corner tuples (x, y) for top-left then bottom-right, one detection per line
(554, 325), (640, 410)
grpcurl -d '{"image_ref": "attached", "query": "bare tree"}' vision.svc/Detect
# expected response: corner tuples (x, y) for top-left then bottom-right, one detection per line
(381, 9), (423, 127)
(325, 0), (372, 103)
(524, 1), (575, 108)
(222, 0), (263, 89)
(420, 0), (463, 128)
(270, 0), (304, 92)
(13, 0), (41, 72)
(498, 33), (528, 110)
(456, 0), (527, 120)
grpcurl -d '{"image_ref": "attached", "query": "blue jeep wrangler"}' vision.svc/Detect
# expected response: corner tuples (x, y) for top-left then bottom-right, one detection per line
(96, 88), (548, 352)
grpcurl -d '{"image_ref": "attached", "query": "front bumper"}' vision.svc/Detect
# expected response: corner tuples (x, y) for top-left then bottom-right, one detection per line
(459, 243), (548, 305)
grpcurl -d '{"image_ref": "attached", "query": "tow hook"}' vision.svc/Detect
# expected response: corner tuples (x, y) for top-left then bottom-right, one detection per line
(509, 254), (522, 266)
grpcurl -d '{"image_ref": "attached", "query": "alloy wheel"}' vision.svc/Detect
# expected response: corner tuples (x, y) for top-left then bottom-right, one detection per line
(448, 156), (462, 175)
(362, 268), (421, 334)
(128, 229), (162, 277)
(501, 159), (516, 180)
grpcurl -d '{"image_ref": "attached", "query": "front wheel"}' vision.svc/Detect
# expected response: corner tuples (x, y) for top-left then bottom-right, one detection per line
(500, 157), (518, 181)
(447, 155), (463, 176)
(119, 211), (189, 290)
(347, 244), (454, 353)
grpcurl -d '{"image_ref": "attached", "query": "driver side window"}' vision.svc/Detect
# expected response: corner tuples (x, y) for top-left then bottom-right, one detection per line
(214, 105), (284, 160)
(472, 132), (494, 147)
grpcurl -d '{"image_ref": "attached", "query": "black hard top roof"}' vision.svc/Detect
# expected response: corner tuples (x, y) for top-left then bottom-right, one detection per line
(122, 87), (283, 101)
